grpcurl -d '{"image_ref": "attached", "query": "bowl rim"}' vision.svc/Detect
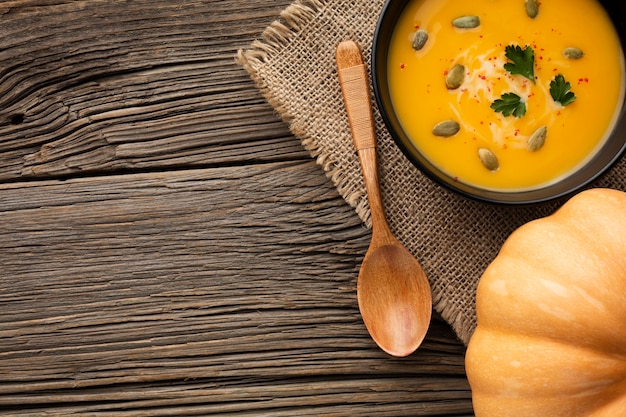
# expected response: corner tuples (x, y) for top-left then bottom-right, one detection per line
(372, 0), (626, 205)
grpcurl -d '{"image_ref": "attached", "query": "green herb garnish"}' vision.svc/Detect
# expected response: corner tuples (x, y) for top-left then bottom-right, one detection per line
(490, 92), (527, 118)
(550, 74), (576, 106)
(504, 45), (536, 83)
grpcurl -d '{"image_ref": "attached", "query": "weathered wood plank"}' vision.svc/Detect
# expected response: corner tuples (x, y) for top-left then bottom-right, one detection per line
(0, 0), (304, 180)
(0, 161), (472, 415)
(1, 378), (471, 416)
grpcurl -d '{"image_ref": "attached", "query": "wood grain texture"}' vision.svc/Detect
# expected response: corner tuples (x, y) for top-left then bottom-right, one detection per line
(0, 162), (472, 415)
(0, 0), (306, 180)
(0, 0), (473, 415)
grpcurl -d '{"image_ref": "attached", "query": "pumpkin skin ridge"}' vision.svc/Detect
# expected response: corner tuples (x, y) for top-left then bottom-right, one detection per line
(467, 330), (626, 398)
(475, 219), (626, 354)
(468, 310), (626, 416)
(466, 188), (626, 417)
(475, 251), (626, 355)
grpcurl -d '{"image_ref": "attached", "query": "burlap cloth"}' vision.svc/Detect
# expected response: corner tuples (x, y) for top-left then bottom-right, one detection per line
(236, 0), (626, 344)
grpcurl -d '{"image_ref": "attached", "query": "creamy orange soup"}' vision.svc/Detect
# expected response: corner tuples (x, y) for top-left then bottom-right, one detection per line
(388, 0), (625, 191)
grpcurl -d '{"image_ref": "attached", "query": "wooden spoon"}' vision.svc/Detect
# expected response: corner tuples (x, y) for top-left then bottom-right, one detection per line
(336, 40), (432, 357)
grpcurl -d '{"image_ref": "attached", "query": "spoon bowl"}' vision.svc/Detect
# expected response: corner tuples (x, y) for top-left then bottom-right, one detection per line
(336, 40), (432, 357)
(358, 244), (432, 356)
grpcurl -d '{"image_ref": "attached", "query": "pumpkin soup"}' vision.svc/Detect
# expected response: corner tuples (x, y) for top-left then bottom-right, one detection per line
(387, 0), (625, 191)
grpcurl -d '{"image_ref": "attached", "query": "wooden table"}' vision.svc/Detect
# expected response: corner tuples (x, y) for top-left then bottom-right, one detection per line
(0, 1), (473, 415)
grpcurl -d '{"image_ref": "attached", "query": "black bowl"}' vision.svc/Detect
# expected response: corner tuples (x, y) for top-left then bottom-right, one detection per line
(372, 0), (626, 205)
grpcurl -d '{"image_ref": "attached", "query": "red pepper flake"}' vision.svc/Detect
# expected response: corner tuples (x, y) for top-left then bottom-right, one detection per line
(479, 75), (487, 80)
(443, 69), (449, 76)
(414, 24), (420, 29)
(400, 63), (405, 69)
(514, 129), (519, 136)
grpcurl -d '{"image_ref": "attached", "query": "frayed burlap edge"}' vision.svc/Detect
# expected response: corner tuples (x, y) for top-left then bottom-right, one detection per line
(236, 0), (373, 225)
(236, 1), (323, 126)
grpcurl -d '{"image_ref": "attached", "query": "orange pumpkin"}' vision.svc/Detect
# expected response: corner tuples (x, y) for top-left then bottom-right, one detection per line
(466, 188), (626, 417)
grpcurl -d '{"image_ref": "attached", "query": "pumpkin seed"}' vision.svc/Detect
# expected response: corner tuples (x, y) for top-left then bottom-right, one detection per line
(446, 64), (465, 89)
(563, 47), (584, 59)
(412, 29), (429, 51)
(478, 148), (499, 171)
(525, 0), (539, 18)
(452, 16), (480, 29)
(432, 120), (460, 137)
(527, 125), (547, 151)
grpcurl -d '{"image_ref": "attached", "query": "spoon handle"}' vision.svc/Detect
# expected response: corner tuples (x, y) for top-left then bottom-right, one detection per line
(336, 40), (376, 152)
(336, 40), (390, 237)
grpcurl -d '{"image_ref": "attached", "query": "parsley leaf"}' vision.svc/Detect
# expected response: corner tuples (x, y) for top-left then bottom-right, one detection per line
(491, 92), (527, 117)
(550, 74), (576, 106)
(504, 45), (535, 83)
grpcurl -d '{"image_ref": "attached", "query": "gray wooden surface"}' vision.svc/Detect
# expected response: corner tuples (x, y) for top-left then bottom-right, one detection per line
(0, 1), (473, 415)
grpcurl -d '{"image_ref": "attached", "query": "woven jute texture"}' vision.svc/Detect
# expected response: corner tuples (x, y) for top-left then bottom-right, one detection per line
(236, 0), (626, 344)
